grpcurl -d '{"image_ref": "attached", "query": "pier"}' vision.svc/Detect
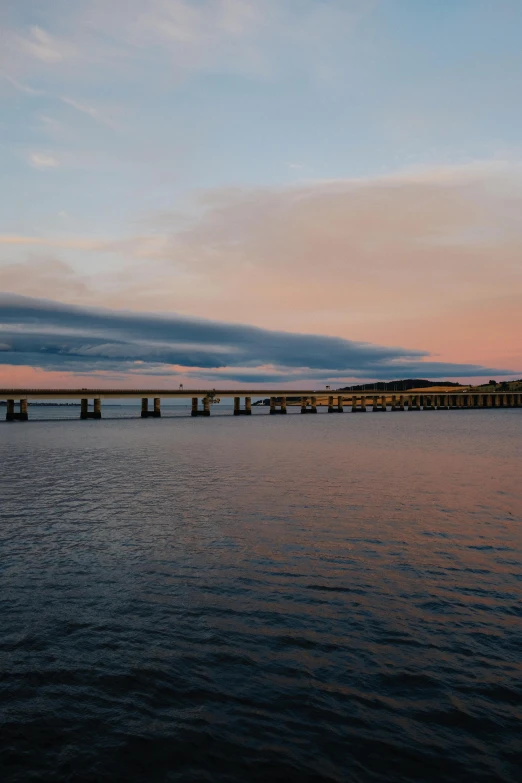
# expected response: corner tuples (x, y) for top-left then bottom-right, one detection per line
(1, 389), (521, 421)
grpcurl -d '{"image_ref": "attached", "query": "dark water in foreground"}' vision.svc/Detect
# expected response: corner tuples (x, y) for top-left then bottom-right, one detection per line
(1, 408), (522, 782)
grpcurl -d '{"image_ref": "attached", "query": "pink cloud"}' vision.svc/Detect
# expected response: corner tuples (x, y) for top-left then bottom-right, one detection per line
(1, 163), (521, 375)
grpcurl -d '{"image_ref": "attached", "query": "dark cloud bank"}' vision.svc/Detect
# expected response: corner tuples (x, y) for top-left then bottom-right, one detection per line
(0, 294), (515, 383)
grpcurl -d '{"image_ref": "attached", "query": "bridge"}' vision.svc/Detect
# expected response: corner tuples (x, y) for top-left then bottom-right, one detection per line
(1, 389), (520, 421)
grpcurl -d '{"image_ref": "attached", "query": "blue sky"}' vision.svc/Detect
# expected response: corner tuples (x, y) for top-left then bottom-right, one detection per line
(1, 0), (521, 386)
(3, 0), (521, 230)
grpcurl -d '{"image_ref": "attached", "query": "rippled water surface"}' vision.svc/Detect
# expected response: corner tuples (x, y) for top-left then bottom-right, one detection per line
(2, 408), (522, 782)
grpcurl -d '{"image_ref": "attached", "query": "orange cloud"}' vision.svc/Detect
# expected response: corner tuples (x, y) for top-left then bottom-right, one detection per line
(1, 163), (521, 373)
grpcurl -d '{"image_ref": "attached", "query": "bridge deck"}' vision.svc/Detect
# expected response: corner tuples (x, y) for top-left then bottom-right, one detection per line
(0, 389), (515, 400)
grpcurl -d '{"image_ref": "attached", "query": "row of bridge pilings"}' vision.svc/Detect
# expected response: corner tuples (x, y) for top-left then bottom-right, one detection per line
(270, 396), (344, 413)
(193, 397), (253, 415)
(270, 393), (522, 413)
(348, 393), (522, 411)
(3, 393), (522, 420)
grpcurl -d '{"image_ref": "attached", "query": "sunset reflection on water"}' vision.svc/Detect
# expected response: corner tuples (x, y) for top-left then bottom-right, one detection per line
(2, 409), (521, 782)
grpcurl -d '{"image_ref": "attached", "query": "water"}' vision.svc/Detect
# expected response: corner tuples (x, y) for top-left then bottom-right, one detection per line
(1, 408), (521, 782)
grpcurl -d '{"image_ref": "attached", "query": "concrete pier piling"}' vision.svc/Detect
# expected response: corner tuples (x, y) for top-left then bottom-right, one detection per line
(141, 398), (161, 417)
(351, 395), (365, 412)
(328, 395), (344, 413)
(424, 395), (435, 410)
(409, 395), (420, 411)
(371, 395), (386, 412)
(268, 396), (282, 413)
(80, 398), (101, 419)
(5, 399), (28, 421)
(301, 396), (317, 414)
(234, 396), (252, 415)
(391, 394), (405, 410)
(269, 396), (287, 414)
(191, 397), (210, 416)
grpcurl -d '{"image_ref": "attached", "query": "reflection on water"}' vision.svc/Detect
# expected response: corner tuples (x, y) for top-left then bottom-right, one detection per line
(1, 410), (522, 782)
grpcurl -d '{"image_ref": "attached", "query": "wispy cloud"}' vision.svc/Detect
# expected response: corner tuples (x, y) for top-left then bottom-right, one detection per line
(15, 26), (69, 64)
(28, 153), (60, 169)
(2, 72), (118, 131)
(1, 0), (375, 88)
(0, 71), (44, 95)
(60, 96), (118, 129)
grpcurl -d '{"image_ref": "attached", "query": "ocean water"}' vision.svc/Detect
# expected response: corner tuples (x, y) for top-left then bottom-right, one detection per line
(1, 407), (522, 782)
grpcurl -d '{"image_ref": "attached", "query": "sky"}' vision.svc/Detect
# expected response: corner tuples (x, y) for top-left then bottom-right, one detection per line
(1, 0), (521, 388)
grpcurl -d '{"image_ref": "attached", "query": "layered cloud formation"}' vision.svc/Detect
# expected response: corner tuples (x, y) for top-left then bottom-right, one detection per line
(0, 294), (514, 386)
(2, 162), (521, 383)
